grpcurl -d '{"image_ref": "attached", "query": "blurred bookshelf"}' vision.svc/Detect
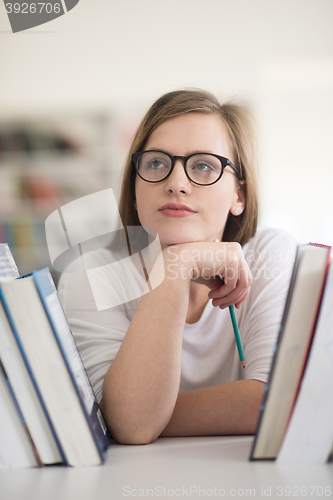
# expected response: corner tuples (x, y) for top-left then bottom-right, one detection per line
(0, 113), (115, 282)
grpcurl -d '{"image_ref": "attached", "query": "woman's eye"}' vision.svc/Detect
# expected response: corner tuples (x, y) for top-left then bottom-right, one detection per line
(149, 160), (165, 169)
(193, 162), (214, 171)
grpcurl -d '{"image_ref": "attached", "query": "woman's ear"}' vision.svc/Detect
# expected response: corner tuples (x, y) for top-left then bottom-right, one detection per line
(231, 180), (246, 216)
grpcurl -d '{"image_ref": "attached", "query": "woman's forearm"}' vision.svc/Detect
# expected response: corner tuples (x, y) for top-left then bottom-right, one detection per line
(160, 380), (265, 437)
(101, 258), (191, 445)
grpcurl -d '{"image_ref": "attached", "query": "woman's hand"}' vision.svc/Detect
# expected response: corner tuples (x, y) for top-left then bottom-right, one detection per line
(163, 241), (252, 309)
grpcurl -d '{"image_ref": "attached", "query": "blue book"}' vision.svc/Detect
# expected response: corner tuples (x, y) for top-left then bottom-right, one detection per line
(0, 298), (63, 466)
(0, 268), (109, 467)
(0, 245), (62, 466)
(32, 268), (109, 457)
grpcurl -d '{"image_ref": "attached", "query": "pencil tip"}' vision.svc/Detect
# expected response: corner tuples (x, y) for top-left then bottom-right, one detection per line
(241, 361), (245, 368)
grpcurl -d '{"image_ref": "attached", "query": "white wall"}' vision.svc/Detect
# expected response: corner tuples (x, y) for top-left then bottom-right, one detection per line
(0, 0), (332, 245)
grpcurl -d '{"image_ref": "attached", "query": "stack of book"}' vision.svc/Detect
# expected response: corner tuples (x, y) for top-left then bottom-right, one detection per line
(250, 242), (333, 464)
(0, 244), (109, 469)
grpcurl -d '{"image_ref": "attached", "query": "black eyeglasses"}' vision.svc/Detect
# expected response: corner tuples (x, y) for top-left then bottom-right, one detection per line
(132, 150), (238, 186)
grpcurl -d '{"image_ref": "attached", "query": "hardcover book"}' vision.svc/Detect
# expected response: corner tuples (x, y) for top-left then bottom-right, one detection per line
(0, 268), (109, 467)
(250, 243), (331, 460)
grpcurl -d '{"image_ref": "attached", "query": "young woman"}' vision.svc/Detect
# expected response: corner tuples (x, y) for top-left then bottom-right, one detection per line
(58, 89), (296, 445)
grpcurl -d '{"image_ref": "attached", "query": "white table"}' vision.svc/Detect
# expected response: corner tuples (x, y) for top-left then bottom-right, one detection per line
(1, 436), (332, 500)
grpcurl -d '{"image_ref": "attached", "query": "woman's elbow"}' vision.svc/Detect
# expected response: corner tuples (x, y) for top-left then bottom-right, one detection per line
(109, 426), (160, 445)
(100, 401), (161, 445)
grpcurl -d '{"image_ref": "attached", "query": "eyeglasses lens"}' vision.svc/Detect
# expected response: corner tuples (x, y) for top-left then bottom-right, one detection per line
(137, 151), (171, 182)
(137, 152), (222, 185)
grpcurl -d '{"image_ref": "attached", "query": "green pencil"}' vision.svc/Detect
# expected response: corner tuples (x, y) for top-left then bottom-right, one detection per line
(214, 239), (245, 368)
(229, 304), (245, 368)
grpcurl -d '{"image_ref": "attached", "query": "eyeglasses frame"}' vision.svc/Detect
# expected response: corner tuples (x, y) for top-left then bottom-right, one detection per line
(132, 150), (238, 186)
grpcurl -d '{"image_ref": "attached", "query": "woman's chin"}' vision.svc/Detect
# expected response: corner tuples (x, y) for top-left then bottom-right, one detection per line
(160, 235), (201, 247)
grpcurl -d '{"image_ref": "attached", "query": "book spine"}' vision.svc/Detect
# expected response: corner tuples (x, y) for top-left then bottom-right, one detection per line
(279, 249), (331, 448)
(0, 287), (68, 465)
(250, 246), (302, 460)
(33, 271), (108, 458)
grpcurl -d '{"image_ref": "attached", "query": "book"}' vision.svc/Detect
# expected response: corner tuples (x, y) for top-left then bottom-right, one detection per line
(0, 243), (19, 278)
(0, 299), (63, 466)
(0, 268), (109, 467)
(0, 244), (62, 466)
(250, 243), (330, 460)
(277, 258), (333, 464)
(0, 245), (62, 466)
(32, 268), (109, 459)
(0, 360), (39, 469)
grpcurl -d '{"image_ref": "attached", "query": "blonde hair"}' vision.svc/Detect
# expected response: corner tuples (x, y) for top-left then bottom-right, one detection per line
(118, 89), (259, 246)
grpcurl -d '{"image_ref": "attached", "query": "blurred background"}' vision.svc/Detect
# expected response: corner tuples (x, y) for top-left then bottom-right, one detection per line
(0, 0), (332, 277)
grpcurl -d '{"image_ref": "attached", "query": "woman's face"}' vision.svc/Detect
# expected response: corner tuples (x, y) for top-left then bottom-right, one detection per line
(135, 113), (245, 248)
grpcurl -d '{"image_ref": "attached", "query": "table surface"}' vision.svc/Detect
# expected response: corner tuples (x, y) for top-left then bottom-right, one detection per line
(1, 436), (333, 500)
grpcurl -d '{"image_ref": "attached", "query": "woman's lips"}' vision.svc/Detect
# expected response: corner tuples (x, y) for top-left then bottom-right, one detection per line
(159, 203), (196, 218)
(160, 208), (195, 217)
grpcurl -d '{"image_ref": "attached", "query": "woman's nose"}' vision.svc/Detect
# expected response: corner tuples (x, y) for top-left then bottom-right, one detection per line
(164, 160), (192, 195)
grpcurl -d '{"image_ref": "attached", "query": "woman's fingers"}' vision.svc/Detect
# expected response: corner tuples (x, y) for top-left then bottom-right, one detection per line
(212, 287), (250, 309)
(207, 255), (252, 308)
(170, 241), (252, 308)
(234, 289), (250, 308)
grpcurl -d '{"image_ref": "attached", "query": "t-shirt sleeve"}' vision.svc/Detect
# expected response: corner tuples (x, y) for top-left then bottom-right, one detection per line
(58, 266), (134, 404)
(239, 228), (298, 383)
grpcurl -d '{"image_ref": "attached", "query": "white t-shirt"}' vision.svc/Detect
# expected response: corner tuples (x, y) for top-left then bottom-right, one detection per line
(58, 227), (297, 403)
